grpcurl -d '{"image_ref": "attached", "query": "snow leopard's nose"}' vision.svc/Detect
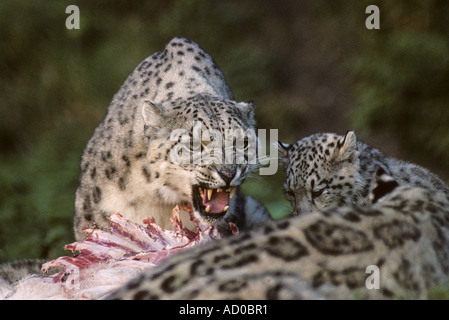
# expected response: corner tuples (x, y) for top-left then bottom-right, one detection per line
(217, 165), (237, 186)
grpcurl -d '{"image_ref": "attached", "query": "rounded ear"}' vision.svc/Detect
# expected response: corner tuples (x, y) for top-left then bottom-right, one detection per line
(276, 141), (291, 168)
(246, 100), (255, 108)
(369, 167), (399, 204)
(236, 100), (255, 116)
(142, 101), (164, 129)
(277, 141), (290, 157)
(333, 131), (358, 162)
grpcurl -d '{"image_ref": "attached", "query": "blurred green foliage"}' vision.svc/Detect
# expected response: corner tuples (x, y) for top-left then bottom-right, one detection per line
(428, 283), (449, 300)
(1, 0), (448, 263)
(350, 0), (449, 170)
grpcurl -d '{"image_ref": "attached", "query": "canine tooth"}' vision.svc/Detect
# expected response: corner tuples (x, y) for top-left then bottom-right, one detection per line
(223, 206), (229, 212)
(205, 205), (211, 213)
(207, 189), (213, 201)
(229, 187), (236, 199)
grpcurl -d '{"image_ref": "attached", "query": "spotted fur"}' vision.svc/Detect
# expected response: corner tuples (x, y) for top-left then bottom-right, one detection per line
(107, 170), (449, 299)
(278, 131), (449, 215)
(74, 37), (269, 240)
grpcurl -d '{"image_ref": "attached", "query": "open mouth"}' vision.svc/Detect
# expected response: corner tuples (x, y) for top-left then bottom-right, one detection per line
(192, 186), (237, 219)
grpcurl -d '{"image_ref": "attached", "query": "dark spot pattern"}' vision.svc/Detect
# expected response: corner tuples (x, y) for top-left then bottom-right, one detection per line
(373, 220), (421, 248)
(304, 220), (374, 255)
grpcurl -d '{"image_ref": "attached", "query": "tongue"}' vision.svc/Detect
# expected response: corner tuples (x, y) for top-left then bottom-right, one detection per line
(203, 190), (230, 214)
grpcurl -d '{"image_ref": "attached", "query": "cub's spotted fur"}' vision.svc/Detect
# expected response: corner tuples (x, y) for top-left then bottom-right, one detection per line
(278, 131), (449, 215)
(74, 37), (269, 240)
(107, 170), (449, 299)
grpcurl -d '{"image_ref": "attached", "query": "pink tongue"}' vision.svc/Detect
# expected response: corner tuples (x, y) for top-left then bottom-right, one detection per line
(203, 190), (229, 214)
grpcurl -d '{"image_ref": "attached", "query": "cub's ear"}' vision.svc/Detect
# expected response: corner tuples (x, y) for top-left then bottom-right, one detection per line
(369, 167), (399, 204)
(142, 101), (164, 129)
(334, 131), (358, 162)
(276, 141), (291, 168)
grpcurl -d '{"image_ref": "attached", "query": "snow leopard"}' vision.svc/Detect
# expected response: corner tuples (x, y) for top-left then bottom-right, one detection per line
(106, 169), (449, 299)
(74, 37), (270, 240)
(277, 131), (449, 215)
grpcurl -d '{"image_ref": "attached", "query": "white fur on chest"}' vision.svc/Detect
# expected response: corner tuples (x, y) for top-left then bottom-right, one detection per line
(99, 162), (195, 230)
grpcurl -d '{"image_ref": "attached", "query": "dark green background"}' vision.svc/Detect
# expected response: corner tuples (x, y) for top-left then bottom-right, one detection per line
(1, 0), (448, 262)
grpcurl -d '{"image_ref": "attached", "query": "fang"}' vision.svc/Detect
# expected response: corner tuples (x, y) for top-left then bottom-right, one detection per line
(205, 205), (211, 213)
(229, 187), (236, 199)
(207, 189), (213, 201)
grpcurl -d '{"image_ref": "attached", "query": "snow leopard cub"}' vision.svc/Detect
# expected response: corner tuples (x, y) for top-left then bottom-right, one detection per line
(278, 131), (449, 214)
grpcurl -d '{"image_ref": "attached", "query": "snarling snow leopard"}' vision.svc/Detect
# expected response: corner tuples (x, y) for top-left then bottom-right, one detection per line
(107, 168), (449, 299)
(277, 131), (449, 215)
(74, 37), (270, 240)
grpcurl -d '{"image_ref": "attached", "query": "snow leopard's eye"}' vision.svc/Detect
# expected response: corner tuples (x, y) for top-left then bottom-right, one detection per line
(243, 137), (249, 151)
(285, 189), (296, 201)
(311, 188), (324, 199)
(201, 139), (211, 150)
(311, 185), (327, 199)
(188, 138), (211, 153)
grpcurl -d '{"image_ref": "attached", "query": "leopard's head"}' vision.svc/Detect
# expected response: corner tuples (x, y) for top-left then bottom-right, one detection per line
(278, 131), (365, 215)
(141, 93), (257, 227)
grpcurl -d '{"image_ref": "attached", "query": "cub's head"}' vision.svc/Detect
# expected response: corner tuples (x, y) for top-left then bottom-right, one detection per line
(278, 131), (365, 215)
(142, 93), (257, 226)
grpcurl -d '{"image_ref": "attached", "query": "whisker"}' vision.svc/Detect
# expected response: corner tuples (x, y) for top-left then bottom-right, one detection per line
(246, 173), (264, 183)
